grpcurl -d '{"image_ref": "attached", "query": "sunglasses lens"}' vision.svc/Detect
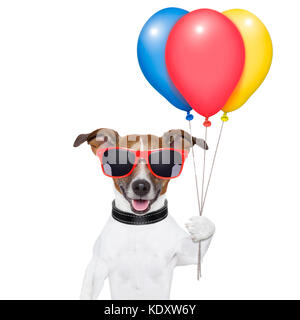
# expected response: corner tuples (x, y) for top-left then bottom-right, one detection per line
(149, 150), (183, 178)
(101, 149), (135, 177)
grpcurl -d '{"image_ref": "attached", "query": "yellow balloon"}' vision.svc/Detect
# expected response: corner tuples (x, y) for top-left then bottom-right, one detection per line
(222, 9), (273, 113)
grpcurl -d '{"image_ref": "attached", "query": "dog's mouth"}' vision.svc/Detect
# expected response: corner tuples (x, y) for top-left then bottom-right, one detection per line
(120, 186), (161, 215)
(131, 199), (150, 212)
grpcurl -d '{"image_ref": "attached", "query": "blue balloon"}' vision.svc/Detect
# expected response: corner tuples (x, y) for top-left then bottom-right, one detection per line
(137, 8), (191, 112)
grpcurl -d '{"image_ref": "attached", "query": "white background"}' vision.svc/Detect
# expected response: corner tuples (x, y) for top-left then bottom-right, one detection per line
(0, 0), (299, 300)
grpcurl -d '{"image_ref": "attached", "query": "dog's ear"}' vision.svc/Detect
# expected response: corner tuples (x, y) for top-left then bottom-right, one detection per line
(192, 136), (209, 150)
(73, 128), (119, 155)
(73, 133), (90, 147)
(162, 129), (208, 150)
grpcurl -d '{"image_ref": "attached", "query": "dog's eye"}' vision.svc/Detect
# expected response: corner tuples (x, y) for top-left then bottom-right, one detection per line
(104, 150), (108, 157)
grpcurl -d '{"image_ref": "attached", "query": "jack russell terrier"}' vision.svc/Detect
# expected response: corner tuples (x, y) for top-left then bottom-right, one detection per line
(74, 128), (215, 300)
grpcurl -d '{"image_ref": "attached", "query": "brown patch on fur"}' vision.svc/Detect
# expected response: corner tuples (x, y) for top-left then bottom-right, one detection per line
(86, 128), (120, 155)
(121, 135), (140, 149)
(160, 180), (170, 195)
(113, 179), (122, 193)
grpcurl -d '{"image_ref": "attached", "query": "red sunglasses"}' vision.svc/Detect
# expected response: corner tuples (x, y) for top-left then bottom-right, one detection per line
(96, 147), (188, 180)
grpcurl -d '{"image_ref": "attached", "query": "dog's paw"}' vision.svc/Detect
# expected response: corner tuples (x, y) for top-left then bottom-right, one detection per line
(185, 216), (215, 242)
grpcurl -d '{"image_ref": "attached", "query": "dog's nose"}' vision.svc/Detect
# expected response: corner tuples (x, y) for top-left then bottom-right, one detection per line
(132, 179), (151, 197)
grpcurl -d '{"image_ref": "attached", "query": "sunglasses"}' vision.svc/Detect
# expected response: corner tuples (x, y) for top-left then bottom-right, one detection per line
(96, 147), (188, 180)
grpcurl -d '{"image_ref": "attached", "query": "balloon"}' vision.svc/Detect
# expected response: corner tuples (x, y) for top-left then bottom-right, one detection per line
(222, 9), (273, 113)
(165, 9), (245, 119)
(137, 8), (191, 113)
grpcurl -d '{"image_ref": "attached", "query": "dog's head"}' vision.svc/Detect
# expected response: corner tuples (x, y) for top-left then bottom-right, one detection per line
(74, 129), (208, 215)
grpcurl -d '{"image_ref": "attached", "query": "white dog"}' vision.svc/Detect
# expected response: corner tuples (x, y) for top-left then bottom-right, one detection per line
(74, 128), (215, 300)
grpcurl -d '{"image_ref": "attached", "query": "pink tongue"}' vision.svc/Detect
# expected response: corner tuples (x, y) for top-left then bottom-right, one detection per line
(132, 200), (150, 212)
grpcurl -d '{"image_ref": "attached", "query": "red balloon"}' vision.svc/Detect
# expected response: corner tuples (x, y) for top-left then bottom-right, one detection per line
(165, 9), (245, 118)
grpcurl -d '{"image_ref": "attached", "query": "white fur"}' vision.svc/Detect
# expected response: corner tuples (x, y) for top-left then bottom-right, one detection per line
(80, 196), (215, 300)
(186, 216), (216, 242)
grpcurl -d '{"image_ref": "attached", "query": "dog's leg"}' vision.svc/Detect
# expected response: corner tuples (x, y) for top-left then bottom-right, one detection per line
(80, 257), (108, 300)
(176, 216), (215, 266)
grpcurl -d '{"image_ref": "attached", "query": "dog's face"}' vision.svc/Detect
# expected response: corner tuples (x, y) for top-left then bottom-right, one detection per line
(74, 129), (208, 215)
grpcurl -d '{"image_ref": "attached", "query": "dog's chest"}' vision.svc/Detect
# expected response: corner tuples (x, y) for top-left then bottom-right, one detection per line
(102, 218), (182, 279)
(98, 217), (187, 299)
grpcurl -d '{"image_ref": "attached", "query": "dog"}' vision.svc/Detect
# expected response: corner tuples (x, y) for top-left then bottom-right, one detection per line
(74, 128), (215, 300)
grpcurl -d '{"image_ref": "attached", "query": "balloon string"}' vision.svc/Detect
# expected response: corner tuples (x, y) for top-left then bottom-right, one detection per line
(196, 125), (208, 280)
(188, 120), (203, 280)
(188, 120), (225, 280)
(201, 127), (208, 208)
(188, 120), (202, 217)
(200, 121), (225, 216)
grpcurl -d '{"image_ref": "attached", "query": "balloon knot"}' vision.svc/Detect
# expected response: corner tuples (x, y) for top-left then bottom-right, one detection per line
(186, 112), (194, 121)
(203, 118), (211, 127)
(221, 112), (229, 122)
